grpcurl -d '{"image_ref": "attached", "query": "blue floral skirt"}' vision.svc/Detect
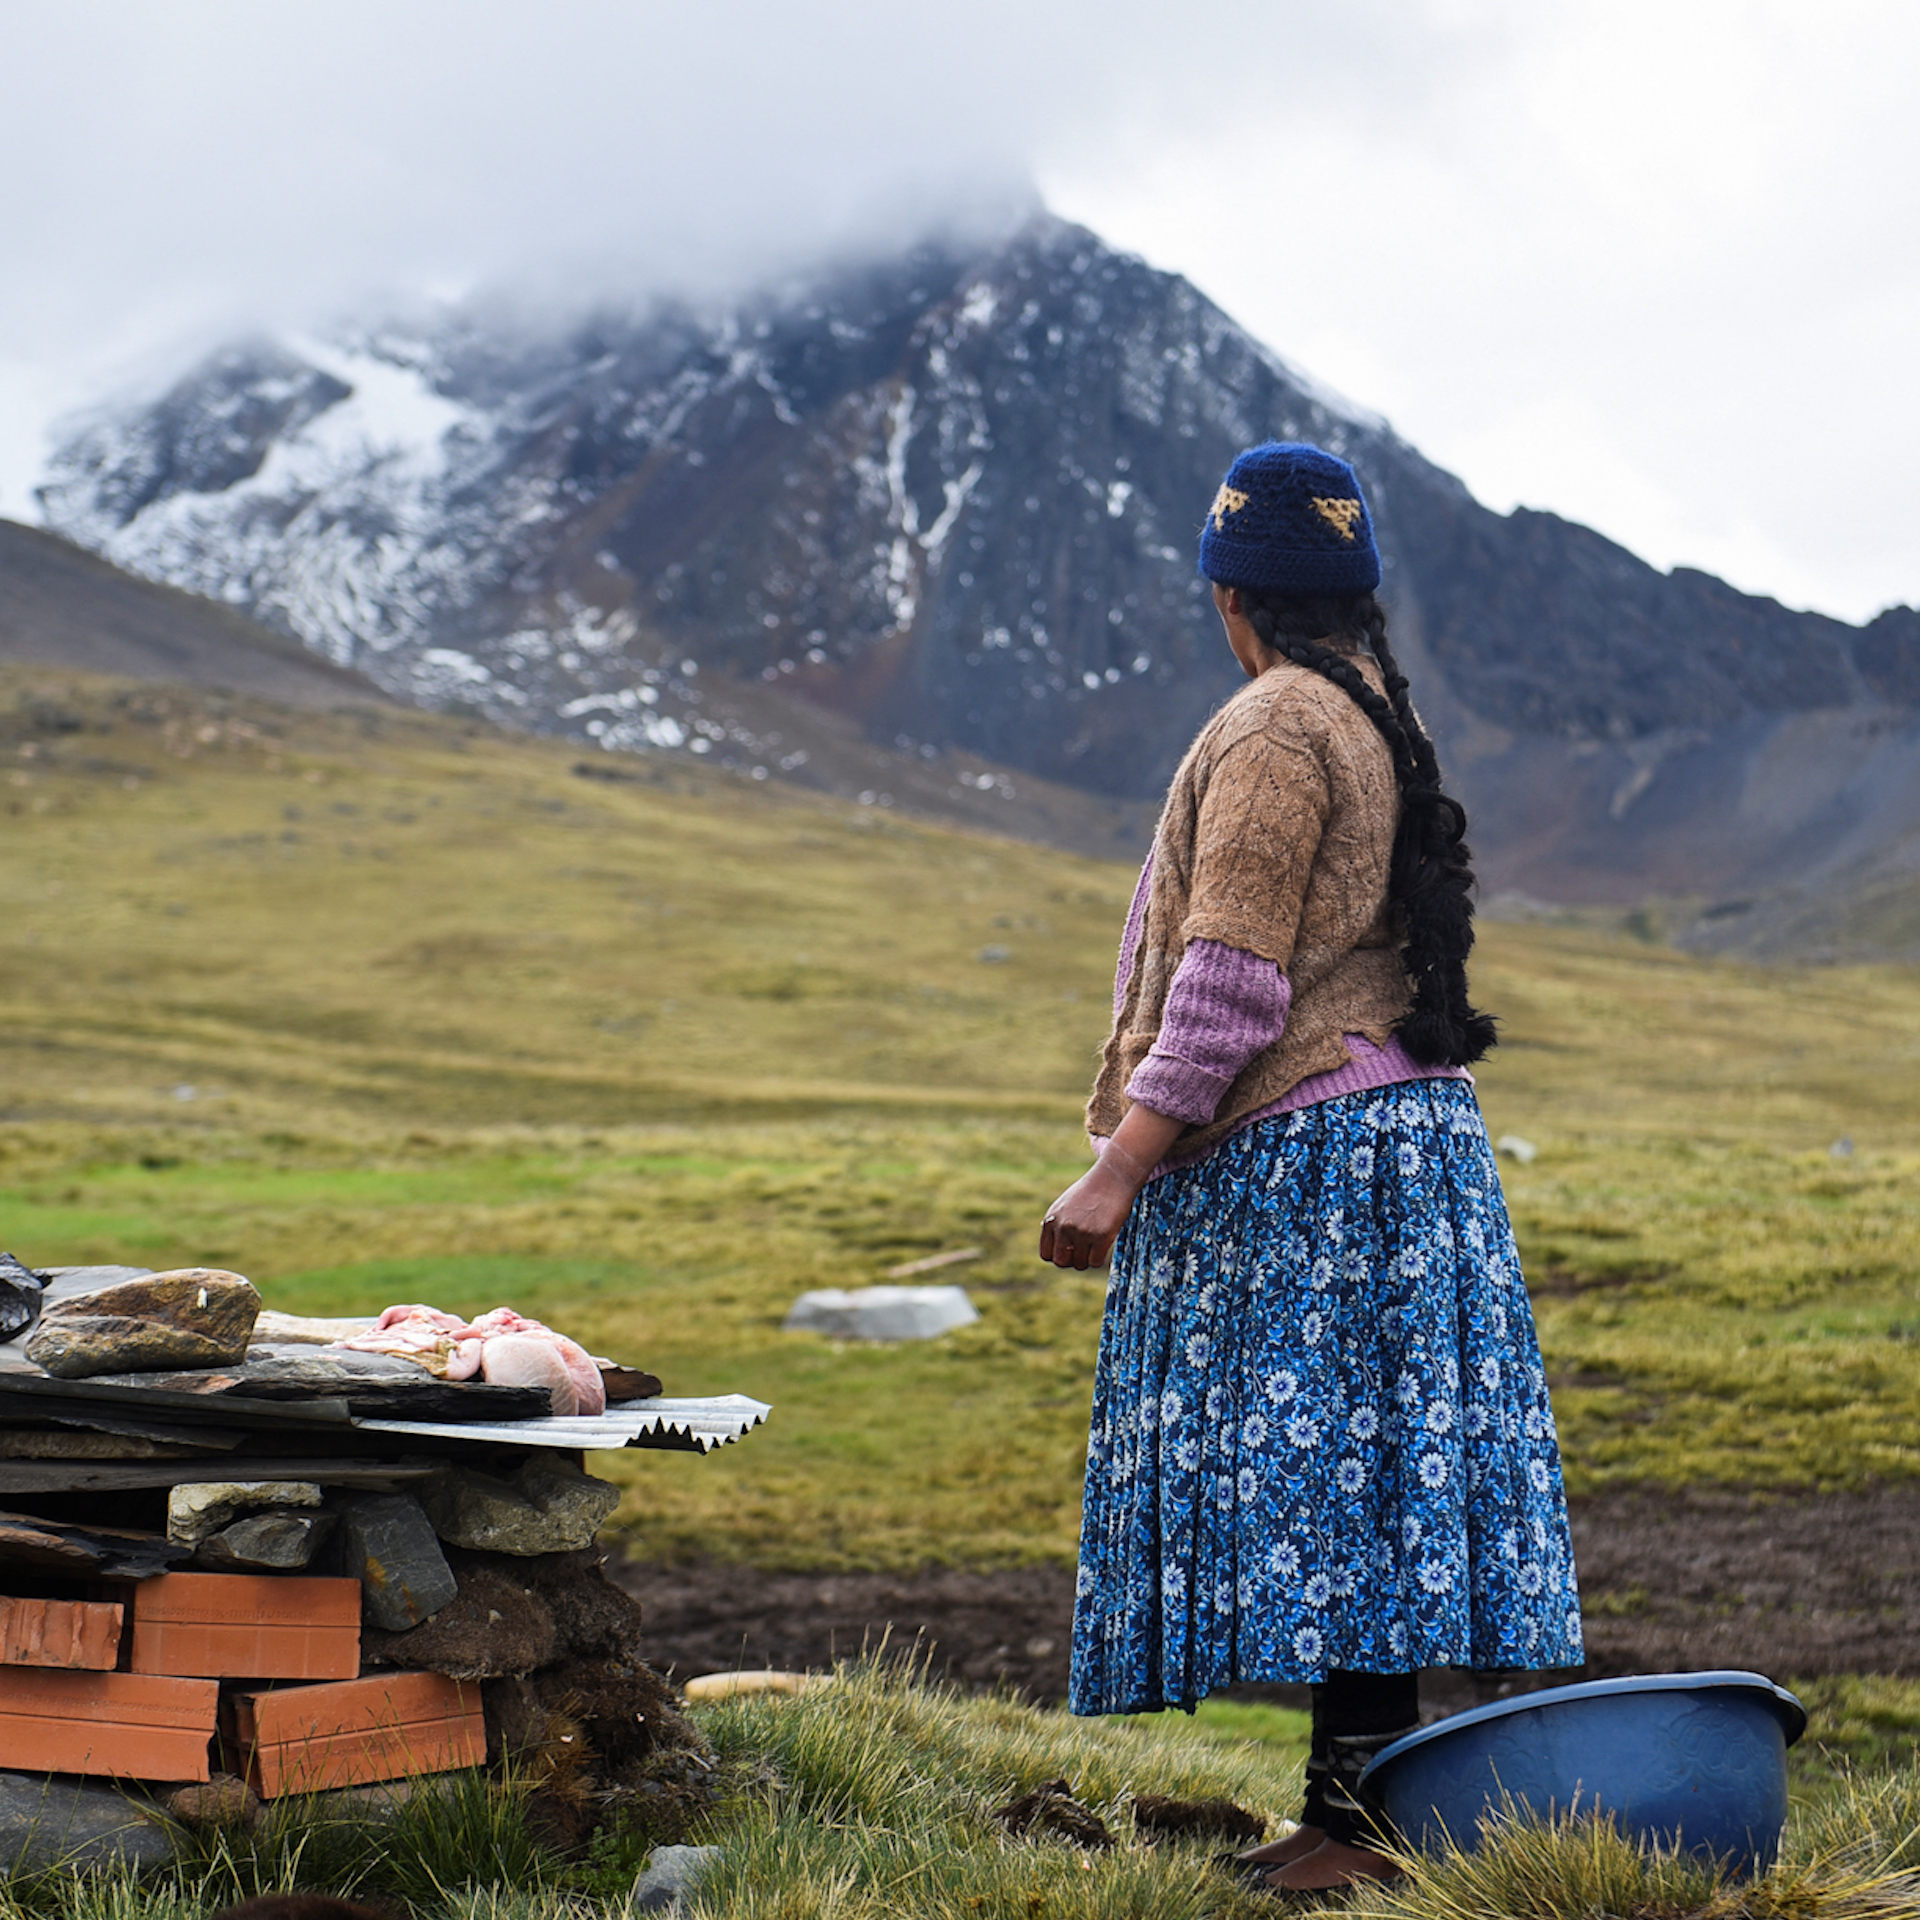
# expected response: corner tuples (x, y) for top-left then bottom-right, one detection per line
(1069, 1080), (1583, 1716)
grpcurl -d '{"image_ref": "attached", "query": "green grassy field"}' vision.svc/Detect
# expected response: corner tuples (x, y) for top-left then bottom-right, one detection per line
(5, 664), (1920, 1570)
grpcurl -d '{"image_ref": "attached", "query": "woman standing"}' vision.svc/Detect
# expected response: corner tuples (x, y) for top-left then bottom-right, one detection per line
(1039, 442), (1581, 1894)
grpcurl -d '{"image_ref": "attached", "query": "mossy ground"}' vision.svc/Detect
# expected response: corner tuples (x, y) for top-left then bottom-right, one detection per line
(6, 667), (1920, 1904)
(6, 666), (1920, 1558)
(1, 1668), (1912, 1920)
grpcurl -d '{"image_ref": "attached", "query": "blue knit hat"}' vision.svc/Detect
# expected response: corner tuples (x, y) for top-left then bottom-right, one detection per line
(1198, 441), (1382, 595)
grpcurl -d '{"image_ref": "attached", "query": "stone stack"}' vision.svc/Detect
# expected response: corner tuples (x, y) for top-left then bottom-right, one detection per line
(0, 1263), (768, 1871)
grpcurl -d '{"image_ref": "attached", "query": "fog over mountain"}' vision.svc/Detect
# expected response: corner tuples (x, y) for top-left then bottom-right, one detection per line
(35, 213), (1920, 957)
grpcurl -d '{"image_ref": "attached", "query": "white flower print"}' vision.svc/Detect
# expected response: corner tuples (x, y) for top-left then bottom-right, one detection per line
(1065, 1083), (1586, 1714)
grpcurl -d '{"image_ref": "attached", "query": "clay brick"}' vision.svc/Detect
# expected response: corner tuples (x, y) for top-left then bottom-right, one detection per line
(130, 1573), (360, 1679)
(0, 1594), (124, 1669)
(0, 1666), (217, 1780)
(232, 1671), (485, 1798)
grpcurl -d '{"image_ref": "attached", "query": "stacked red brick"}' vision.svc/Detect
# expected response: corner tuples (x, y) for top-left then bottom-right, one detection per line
(0, 1574), (481, 1793)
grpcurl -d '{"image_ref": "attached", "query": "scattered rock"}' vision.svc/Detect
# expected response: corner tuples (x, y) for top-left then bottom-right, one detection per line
(168, 1480), (323, 1546)
(195, 1510), (336, 1571)
(0, 1770), (174, 1873)
(993, 1777), (1115, 1850)
(0, 1253), (44, 1341)
(160, 1773), (258, 1830)
(631, 1843), (722, 1915)
(26, 1268), (261, 1379)
(333, 1491), (458, 1629)
(361, 1566), (557, 1678)
(421, 1457), (620, 1555)
(1495, 1134), (1538, 1165)
(1130, 1793), (1265, 1843)
(783, 1284), (979, 1342)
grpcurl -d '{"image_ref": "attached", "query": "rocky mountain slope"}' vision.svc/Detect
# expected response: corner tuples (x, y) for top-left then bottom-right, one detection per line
(35, 214), (1920, 954)
(0, 518), (383, 708)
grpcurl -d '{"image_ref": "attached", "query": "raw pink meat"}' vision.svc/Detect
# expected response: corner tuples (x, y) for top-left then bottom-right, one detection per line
(332, 1303), (605, 1414)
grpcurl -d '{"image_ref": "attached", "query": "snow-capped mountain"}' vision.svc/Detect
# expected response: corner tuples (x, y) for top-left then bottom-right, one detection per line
(36, 213), (1920, 952)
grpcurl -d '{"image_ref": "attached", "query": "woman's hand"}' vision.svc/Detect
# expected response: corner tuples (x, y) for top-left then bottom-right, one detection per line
(1039, 1104), (1186, 1269)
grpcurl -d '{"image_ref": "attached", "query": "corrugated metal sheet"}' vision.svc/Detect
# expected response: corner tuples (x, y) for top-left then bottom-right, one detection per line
(350, 1393), (771, 1454)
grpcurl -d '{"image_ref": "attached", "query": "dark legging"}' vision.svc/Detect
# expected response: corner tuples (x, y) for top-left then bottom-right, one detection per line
(1307, 1670), (1420, 1848)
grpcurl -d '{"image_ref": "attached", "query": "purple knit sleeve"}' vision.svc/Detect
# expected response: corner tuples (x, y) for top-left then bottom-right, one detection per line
(1124, 939), (1291, 1125)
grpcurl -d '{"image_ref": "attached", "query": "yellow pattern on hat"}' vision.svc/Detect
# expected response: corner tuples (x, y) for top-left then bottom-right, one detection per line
(1210, 484), (1250, 529)
(1311, 496), (1364, 541)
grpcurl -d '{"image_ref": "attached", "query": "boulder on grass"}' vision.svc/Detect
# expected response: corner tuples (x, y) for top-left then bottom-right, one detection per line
(783, 1285), (978, 1341)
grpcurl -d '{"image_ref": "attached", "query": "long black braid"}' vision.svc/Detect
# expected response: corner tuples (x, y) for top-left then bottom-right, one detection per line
(1238, 588), (1497, 1067)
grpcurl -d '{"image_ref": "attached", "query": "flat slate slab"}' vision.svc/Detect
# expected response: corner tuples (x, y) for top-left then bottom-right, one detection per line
(0, 1771), (174, 1874)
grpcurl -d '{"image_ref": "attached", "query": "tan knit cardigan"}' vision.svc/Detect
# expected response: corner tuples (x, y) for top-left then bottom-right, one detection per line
(1087, 655), (1413, 1162)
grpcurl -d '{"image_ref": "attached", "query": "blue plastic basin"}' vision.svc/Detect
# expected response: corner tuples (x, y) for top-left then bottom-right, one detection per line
(1359, 1671), (1807, 1876)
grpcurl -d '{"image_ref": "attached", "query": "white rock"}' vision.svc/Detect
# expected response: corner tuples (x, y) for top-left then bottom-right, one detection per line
(1495, 1134), (1538, 1165)
(783, 1285), (980, 1342)
(632, 1843), (722, 1915)
(167, 1480), (323, 1546)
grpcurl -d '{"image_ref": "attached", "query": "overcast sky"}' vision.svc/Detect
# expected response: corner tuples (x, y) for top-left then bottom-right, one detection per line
(1, 0), (1913, 623)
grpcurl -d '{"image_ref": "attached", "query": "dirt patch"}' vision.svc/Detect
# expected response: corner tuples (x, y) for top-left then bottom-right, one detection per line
(612, 1484), (1920, 1712)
